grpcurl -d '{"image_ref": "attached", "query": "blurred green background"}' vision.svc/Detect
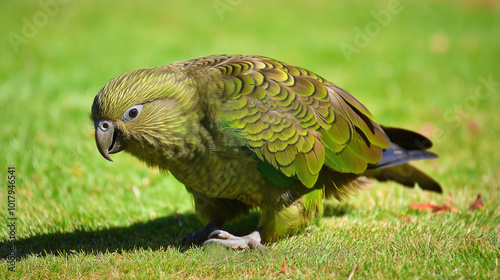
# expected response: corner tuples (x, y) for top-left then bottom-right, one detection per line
(0, 0), (499, 278)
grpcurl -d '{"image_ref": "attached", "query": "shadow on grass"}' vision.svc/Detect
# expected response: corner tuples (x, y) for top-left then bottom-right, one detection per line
(0, 211), (263, 260)
(0, 204), (351, 260)
(0, 213), (194, 260)
(324, 202), (355, 218)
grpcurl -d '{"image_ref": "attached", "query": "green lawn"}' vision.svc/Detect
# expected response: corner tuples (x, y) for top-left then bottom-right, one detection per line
(1, 0), (499, 279)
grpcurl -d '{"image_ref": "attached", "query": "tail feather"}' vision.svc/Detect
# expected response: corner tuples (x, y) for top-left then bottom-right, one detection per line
(364, 163), (442, 193)
(380, 126), (434, 150)
(369, 143), (438, 170)
(364, 126), (442, 193)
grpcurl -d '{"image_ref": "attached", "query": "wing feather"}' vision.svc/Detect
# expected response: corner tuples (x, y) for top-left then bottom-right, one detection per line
(189, 55), (390, 188)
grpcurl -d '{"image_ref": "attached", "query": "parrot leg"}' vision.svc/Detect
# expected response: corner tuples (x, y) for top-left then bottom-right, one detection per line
(259, 188), (324, 242)
(181, 218), (266, 250)
(182, 191), (257, 249)
(203, 229), (267, 250)
(181, 218), (221, 248)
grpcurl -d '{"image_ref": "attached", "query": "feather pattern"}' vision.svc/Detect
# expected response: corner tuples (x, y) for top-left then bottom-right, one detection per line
(180, 55), (390, 188)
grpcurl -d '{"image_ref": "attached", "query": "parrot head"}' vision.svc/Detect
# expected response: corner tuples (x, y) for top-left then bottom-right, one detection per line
(91, 65), (199, 164)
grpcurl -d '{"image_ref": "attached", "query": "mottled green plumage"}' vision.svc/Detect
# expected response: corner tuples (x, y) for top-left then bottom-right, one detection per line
(92, 55), (441, 246)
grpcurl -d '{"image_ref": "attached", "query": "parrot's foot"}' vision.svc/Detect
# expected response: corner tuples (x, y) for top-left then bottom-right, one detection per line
(181, 222), (221, 248)
(181, 218), (267, 250)
(203, 230), (267, 250)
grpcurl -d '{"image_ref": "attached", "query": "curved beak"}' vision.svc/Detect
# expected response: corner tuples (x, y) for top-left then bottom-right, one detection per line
(94, 119), (124, 162)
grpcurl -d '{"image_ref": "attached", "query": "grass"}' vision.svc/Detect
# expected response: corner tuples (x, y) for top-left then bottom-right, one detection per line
(1, 0), (499, 278)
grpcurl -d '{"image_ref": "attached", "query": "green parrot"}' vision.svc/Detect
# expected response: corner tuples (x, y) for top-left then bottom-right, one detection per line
(92, 55), (441, 249)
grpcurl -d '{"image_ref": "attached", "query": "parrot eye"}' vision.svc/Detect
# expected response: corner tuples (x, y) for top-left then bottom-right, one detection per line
(129, 108), (138, 118)
(122, 104), (143, 123)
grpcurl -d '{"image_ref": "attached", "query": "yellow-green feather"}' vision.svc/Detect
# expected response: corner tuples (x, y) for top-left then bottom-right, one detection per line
(184, 55), (390, 188)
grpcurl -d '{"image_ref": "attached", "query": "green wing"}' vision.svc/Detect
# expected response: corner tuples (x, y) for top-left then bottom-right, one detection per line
(188, 55), (391, 188)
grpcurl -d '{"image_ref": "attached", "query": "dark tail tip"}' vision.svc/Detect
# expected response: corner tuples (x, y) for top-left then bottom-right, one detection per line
(364, 163), (442, 193)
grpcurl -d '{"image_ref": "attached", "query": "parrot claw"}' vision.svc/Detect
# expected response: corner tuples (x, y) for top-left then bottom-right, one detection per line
(180, 219), (223, 248)
(203, 230), (267, 250)
(181, 232), (203, 248)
